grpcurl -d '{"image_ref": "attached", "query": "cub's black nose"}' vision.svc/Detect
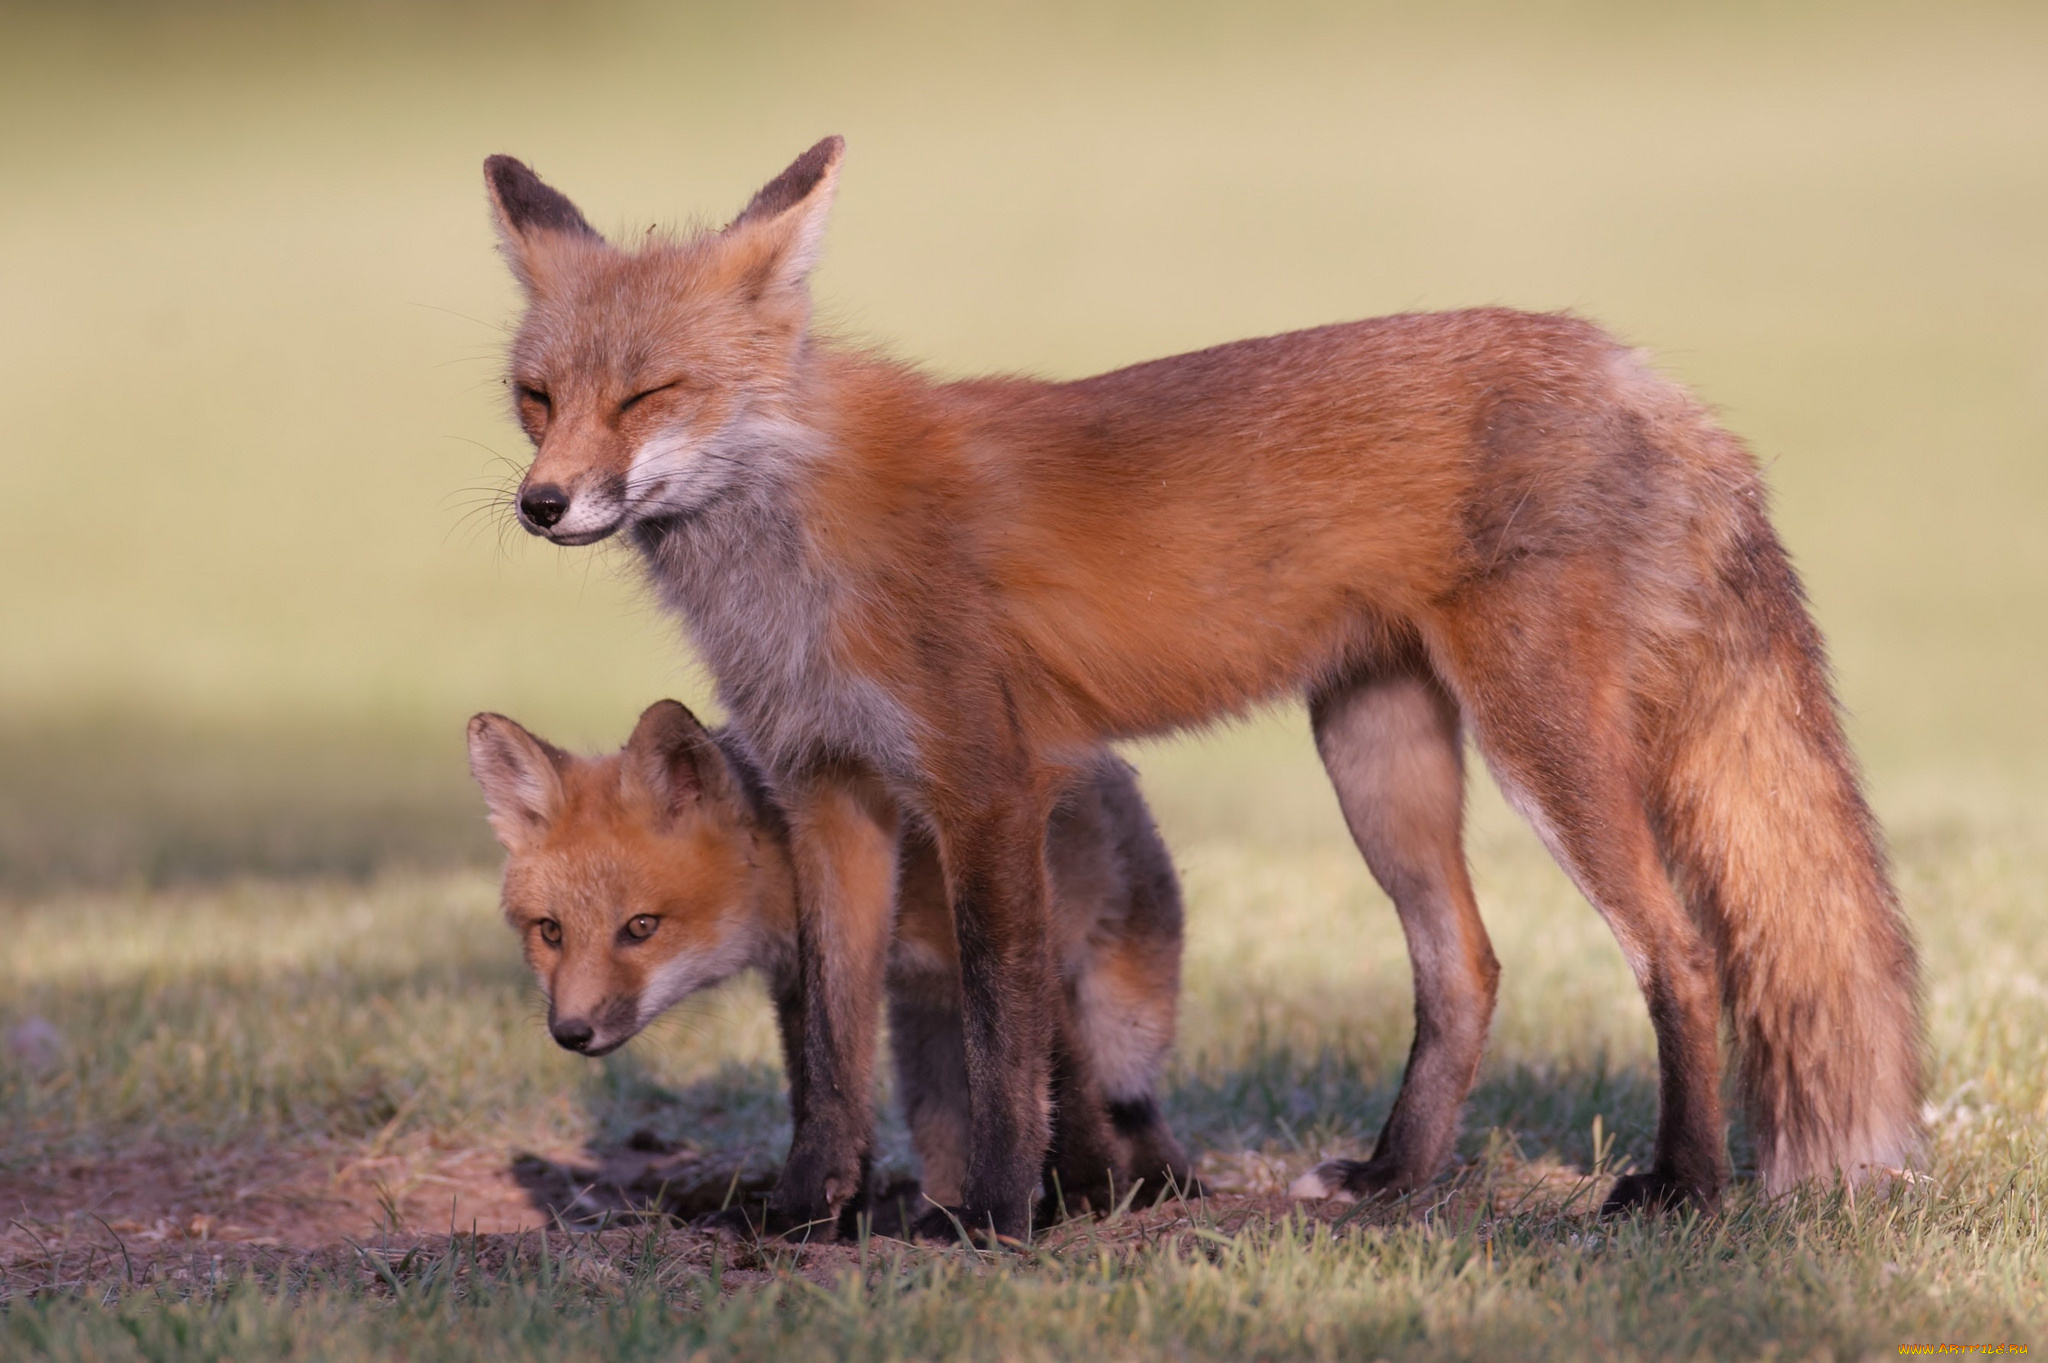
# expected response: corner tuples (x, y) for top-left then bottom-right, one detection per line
(520, 484), (569, 529)
(550, 1018), (595, 1052)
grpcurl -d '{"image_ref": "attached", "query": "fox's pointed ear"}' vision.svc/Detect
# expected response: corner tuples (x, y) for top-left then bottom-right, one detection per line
(484, 155), (602, 292)
(467, 713), (568, 852)
(721, 135), (843, 304)
(622, 700), (738, 822)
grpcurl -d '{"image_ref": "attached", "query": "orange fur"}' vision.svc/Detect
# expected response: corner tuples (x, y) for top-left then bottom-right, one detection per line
(468, 702), (1192, 1227)
(482, 140), (1922, 1236)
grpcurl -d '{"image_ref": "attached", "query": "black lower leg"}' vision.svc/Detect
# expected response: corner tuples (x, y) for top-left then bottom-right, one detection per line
(1039, 1026), (1121, 1222)
(951, 853), (1055, 1241)
(1108, 1097), (1196, 1202)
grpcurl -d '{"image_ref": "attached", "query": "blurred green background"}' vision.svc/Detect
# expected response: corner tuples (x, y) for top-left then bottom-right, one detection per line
(2, 0), (2044, 889)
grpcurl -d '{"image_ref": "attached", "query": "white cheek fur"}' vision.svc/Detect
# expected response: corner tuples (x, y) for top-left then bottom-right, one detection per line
(624, 409), (821, 524)
(631, 920), (765, 1029)
(553, 483), (626, 538)
(624, 432), (700, 514)
(623, 428), (739, 521)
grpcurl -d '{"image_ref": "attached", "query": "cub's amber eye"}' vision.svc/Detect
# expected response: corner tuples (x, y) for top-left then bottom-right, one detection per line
(536, 919), (562, 947)
(624, 915), (659, 941)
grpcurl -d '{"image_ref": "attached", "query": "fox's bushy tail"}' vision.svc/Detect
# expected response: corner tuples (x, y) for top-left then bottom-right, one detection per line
(1650, 515), (1923, 1195)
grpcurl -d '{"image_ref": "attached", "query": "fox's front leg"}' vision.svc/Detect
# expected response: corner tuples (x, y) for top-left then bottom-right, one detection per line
(929, 797), (1058, 1243)
(767, 771), (901, 1239)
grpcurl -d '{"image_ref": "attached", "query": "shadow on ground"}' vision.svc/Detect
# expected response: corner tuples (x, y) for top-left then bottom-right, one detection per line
(504, 1039), (1673, 1239)
(3, 940), (1683, 1248)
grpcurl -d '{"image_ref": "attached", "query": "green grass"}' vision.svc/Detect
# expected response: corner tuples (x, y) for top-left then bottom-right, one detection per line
(3, 792), (2044, 1358)
(4, 1193), (2044, 1363)
(3, 0), (2046, 1356)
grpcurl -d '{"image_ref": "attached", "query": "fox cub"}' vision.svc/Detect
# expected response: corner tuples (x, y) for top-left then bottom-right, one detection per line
(468, 701), (1193, 1223)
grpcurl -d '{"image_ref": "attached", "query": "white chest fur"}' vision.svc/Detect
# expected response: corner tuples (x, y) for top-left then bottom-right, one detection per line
(636, 480), (923, 785)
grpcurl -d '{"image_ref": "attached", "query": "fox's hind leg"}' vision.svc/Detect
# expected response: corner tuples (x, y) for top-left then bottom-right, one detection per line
(888, 990), (971, 1209)
(1291, 667), (1501, 1203)
(1443, 597), (1729, 1212)
(1064, 936), (1192, 1210)
(886, 942), (1128, 1227)
(1039, 997), (1127, 1222)
(1060, 758), (1195, 1205)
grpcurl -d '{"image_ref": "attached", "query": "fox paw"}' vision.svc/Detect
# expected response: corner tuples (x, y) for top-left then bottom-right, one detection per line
(1142, 1167), (1206, 1203)
(691, 1205), (766, 1241)
(691, 1201), (844, 1243)
(1287, 1157), (1420, 1204)
(1599, 1170), (1720, 1217)
(909, 1205), (1027, 1250)
(1037, 1177), (1117, 1224)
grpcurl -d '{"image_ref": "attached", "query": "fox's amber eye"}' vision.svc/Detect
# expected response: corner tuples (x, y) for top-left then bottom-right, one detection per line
(517, 384), (551, 412)
(624, 915), (659, 941)
(536, 918), (562, 947)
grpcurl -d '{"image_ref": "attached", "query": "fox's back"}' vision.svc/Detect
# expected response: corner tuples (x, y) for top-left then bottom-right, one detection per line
(808, 309), (1740, 741)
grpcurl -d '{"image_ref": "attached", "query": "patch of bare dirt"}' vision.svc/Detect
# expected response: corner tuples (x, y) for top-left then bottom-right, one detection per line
(0, 1138), (1605, 1300)
(1, 1140), (540, 1258)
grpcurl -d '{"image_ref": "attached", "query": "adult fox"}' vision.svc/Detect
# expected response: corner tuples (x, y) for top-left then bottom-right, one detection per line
(482, 136), (1921, 1240)
(466, 701), (1191, 1228)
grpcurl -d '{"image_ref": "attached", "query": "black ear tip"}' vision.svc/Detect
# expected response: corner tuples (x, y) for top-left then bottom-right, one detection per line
(792, 135), (844, 183)
(643, 698), (708, 734)
(483, 154), (531, 191)
(484, 156), (597, 239)
(732, 136), (846, 229)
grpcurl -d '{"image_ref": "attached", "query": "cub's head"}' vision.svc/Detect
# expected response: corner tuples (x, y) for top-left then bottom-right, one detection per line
(466, 701), (781, 1057)
(482, 136), (843, 546)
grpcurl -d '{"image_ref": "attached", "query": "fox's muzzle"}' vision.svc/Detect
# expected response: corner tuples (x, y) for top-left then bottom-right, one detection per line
(549, 1015), (596, 1051)
(547, 995), (641, 1057)
(519, 483), (570, 530)
(514, 472), (628, 545)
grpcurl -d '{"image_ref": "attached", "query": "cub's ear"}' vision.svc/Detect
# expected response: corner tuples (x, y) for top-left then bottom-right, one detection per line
(483, 155), (601, 292)
(467, 713), (568, 852)
(622, 699), (737, 822)
(720, 135), (844, 306)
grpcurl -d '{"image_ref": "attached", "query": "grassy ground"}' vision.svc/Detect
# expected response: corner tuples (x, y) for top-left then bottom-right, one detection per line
(3, 783), (2044, 1359)
(2, 0), (2046, 1357)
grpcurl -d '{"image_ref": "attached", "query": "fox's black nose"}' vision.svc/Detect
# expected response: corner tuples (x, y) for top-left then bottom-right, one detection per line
(520, 484), (569, 529)
(550, 1018), (595, 1052)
